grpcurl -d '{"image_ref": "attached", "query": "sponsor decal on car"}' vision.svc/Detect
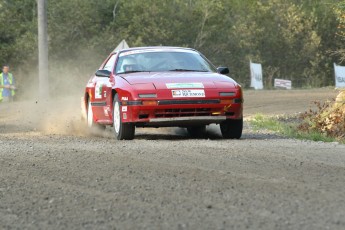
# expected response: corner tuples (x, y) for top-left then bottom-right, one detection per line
(121, 97), (129, 101)
(95, 82), (103, 99)
(166, 83), (204, 89)
(103, 107), (110, 117)
(123, 113), (127, 120)
(122, 106), (127, 112)
(171, 89), (205, 98)
(120, 49), (164, 57)
(120, 49), (197, 57)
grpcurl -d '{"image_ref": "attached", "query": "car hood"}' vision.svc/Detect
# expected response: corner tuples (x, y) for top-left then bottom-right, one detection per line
(119, 72), (236, 89)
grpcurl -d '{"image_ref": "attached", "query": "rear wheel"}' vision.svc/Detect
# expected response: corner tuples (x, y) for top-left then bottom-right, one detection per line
(187, 125), (206, 138)
(220, 118), (243, 139)
(113, 94), (135, 140)
(87, 100), (105, 131)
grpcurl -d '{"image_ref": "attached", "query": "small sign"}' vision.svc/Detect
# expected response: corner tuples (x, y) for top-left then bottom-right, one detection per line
(274, 79), (292, 89)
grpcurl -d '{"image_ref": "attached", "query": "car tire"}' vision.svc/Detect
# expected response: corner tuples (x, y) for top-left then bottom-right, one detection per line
(187, 125), (206, 138)
(87, 100), (106, 131)
(220, 118), (243, 139)
(113, 94), (135, 140)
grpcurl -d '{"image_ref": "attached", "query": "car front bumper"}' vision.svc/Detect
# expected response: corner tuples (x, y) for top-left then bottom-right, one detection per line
(121, 100), (243, 127)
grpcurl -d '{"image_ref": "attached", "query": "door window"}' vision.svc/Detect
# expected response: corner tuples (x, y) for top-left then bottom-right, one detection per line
(103, 54), (117, 72)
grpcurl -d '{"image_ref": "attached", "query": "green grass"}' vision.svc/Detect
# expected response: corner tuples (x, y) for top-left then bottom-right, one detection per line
(249, 114), (341, 143)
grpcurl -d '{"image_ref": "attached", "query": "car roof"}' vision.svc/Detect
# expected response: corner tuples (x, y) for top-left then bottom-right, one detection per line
(112, 46), (197, 55)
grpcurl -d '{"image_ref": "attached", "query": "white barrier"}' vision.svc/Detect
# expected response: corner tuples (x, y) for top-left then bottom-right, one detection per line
(274, 79), (292, 89)
(250, 61), (263, 90)
(113, 39), (129, 52)
(334, 63), (345, 88)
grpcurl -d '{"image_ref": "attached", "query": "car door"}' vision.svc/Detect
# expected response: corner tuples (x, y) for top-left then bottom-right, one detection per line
(92, 54), (117, 123)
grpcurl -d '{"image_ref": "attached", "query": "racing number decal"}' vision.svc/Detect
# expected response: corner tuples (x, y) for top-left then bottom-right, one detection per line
(95, 82), (109, 99)
(95, 82), (103, 99)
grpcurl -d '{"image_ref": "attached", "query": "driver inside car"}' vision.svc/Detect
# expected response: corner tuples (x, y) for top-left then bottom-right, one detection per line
(121, 57), (140, 72)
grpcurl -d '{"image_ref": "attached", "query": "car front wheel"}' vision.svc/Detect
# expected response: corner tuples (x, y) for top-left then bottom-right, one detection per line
(220, 118), (243, 139)
(113, 94), (135, 140)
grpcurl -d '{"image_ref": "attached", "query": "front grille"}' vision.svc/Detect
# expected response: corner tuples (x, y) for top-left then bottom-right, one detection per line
(155, 108), (212, 118)
(139, 114), (149, 119)
(158, 99), (220, 105)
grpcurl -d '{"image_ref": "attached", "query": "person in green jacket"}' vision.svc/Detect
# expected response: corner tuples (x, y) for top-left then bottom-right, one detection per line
(0, 65), (16, 102)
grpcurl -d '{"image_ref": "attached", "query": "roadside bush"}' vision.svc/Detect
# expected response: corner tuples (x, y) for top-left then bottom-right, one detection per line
(298, 91), (345, 140)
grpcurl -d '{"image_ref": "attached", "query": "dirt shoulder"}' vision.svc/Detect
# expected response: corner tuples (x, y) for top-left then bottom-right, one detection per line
(244, 88), (338, 116)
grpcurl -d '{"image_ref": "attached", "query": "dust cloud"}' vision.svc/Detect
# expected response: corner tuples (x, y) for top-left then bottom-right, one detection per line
(1, 56), (99, 137)
(0, 93), (89, 137)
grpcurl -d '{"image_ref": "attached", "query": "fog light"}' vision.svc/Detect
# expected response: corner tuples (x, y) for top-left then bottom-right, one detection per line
(142, 100), (157, 106)
(220, 99), (232, 104)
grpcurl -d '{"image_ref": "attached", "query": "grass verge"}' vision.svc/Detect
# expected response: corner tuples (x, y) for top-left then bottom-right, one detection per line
(249, 114), (343, 143)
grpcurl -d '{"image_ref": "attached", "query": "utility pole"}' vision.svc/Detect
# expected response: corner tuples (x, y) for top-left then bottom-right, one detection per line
(37, 0), (49, 100)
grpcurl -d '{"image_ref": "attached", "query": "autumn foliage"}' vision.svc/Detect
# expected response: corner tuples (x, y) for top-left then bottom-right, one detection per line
(298, 91), (345, 140)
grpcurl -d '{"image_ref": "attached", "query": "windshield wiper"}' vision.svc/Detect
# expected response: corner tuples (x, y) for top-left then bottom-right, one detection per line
(168, 69), (208, 72)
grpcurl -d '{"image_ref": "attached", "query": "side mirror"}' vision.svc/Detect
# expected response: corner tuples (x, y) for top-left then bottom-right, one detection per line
(95, 69), (111, 78)
(217, 67), (229, 75)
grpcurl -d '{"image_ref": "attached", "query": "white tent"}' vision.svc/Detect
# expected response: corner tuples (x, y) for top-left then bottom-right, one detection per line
(333, 63), (345, 88)
(250, 61), (264, 90)
(113, 39), (129, 52)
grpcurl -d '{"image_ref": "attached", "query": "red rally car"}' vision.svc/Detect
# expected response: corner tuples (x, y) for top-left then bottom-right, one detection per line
(82, 47), (243, 140)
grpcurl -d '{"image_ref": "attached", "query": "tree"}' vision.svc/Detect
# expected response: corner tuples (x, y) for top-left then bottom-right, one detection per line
(1, 0), (344, 95)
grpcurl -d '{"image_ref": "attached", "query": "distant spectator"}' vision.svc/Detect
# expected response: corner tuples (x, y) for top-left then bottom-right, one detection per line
(0, 65), (16, 102)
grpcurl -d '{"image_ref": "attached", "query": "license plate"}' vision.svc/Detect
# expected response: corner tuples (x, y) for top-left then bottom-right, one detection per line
(171, 89), (205, 98)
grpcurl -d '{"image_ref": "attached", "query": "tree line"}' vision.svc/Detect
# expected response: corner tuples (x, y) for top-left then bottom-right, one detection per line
(1, 0), (345, 95)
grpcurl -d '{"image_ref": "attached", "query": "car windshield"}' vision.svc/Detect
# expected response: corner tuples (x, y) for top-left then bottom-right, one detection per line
(115, 50), (216, 74)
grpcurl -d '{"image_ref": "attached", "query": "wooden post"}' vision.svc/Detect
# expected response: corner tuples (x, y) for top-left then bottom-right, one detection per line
(37, 0), (49, 99)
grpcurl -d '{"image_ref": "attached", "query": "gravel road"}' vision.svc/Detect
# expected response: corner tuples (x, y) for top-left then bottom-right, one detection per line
(1, 88), (344, 230)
